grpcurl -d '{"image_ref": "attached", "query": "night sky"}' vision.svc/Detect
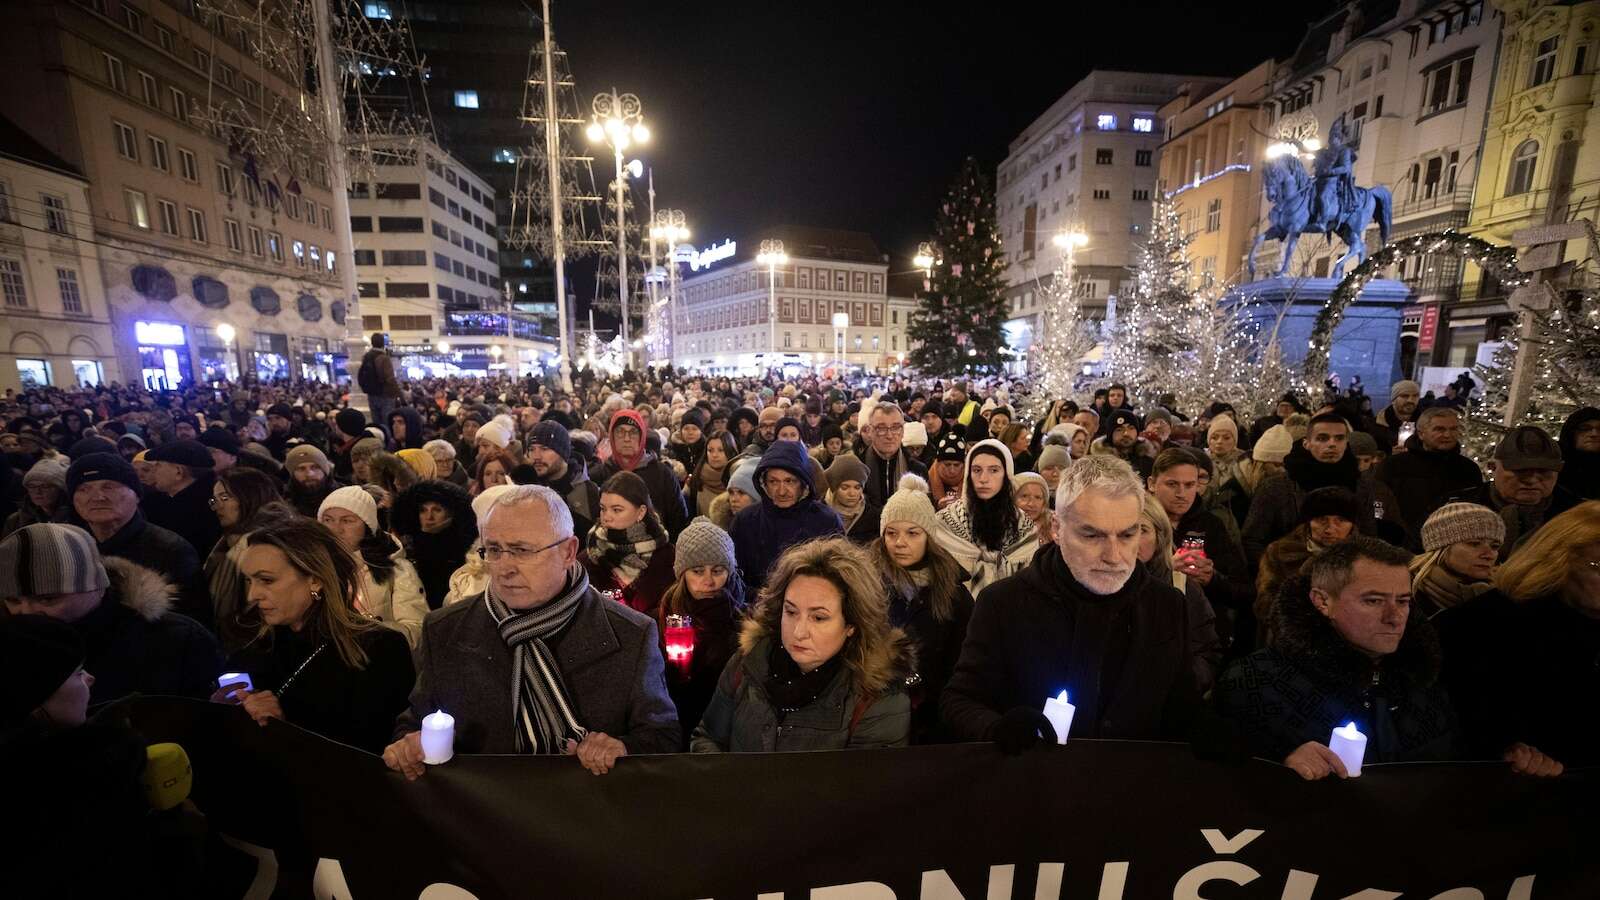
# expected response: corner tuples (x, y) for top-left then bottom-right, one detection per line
(552, 0), (1318, 263)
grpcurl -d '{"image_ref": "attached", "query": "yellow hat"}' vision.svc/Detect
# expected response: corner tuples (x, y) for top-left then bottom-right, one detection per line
(133, 450), (148, 462)
(396, 447), (437, 480)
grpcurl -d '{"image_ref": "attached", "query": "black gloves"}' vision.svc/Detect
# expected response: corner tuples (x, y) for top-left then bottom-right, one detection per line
(989, 707), (1057, 754)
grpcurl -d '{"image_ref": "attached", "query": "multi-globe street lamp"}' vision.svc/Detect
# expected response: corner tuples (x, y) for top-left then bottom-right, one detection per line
(586, 89), (649, 364)
(756, 239), (789, 369)
(650, 209), (689, 365)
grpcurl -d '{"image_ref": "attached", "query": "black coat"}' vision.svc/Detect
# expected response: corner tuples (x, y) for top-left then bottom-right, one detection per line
(392, 480), (478, 609)
(889, 579), (974, 744)
(598, 453), (689, 539)
(75, 558), (222, 705)
(1240, 444), (1404, 566)
(1441, 481), (1583, 560)
(1215, 573), (1457, 764)
(661, 585), (745, 749)
(1437, 590), (1600, 766)
(1374, 435), (1483, 549)
(941, 547), (1231, 749)
(1171, 505), (1252, 647)
(83, 510), (210, 628)
(226, 622), (415, 754)
(861, 446), (929, 509)
(144, 472), (222, 565)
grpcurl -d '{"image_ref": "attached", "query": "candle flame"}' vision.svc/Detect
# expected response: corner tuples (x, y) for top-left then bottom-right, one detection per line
(1057, 691), (1069, 703)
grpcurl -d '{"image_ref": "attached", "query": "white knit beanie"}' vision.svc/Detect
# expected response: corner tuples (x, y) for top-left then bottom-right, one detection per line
(902, 420), (928, 448)
(319, 485), (379, 533)
(879, 474), (938, 536)
(475, 420), (512, 449)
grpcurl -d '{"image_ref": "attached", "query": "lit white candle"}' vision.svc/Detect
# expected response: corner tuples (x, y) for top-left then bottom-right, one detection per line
(219, 672), (252, 699)
(420, 710), (456, 765)
(1042, 691), (1075, 745)
(1329, 721), (1367, 777)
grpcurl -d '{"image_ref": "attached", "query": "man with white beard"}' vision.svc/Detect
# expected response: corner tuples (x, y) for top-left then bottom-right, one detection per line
(941, 455), (1237, 755)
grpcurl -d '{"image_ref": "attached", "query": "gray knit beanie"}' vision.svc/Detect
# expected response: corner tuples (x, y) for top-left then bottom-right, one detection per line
(825, 453), (870, 493)
(1037, 444), (1070, 471)
(0, 523), (109, 597)
(673, 516), (736, 577)
(1421, 502), (1506, 553)
(22, 457), (69, 492)
(879, 474), (938, 536)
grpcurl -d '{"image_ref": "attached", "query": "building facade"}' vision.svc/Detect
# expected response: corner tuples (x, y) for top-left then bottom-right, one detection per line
(1, 0), (353, 388)
(1458, 0), (1600, 361)
(348, 136), (552, 377)
(1258, 0), (1502, 374)
(995, 70), (1224, 359)
(0, 118), (120, 391)
(1157, 61), (1275, 289)
(672, 227), (893, 375)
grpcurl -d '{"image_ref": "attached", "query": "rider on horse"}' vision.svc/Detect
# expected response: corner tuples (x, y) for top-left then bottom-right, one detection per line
(1310, 115), (1358, 235)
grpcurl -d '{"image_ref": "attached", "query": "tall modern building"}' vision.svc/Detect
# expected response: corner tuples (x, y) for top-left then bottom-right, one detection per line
(995, 70), (1225, 358)
(1, 0), (353, 387)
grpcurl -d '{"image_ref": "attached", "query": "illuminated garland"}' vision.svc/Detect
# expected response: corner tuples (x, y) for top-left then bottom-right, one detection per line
(1300, 231), (1526, 391)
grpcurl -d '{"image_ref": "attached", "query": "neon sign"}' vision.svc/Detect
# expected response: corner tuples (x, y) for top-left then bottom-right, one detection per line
(684, 240), (737, 272)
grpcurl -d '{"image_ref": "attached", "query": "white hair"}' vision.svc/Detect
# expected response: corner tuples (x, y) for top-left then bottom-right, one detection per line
(479, 484), (573, 540)
(423, 439), (456, 459)
(1054, 455), (1145, 518)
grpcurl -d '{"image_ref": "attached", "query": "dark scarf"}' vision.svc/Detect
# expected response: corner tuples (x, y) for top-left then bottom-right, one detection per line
(764, 638), (845, 721)
(585, 519), (663, 586)
(483, 568), (591, 754)
(1282, 442), (1359, 494)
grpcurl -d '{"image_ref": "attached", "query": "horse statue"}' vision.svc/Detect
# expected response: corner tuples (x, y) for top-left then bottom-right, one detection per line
(1248, 116), (1392, 280)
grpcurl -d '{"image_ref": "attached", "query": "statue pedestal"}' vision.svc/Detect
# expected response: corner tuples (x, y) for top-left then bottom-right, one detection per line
(1229, 277), (1410, 399)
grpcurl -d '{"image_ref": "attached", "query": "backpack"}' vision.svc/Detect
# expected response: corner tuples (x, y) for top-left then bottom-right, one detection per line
(357, 350), (381, 394)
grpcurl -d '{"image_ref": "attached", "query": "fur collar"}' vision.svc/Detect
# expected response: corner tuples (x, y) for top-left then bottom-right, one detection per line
(1271, 571), (1442, 692)
(739, 608), (915, 696)
(104, 556), (178, 622)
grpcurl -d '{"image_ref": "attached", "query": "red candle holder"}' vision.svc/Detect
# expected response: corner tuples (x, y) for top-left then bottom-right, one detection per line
(664, 614), (695, 671)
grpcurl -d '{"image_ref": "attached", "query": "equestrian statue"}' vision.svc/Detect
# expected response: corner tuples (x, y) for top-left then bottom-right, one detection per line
(1248, 115), (1392, 280)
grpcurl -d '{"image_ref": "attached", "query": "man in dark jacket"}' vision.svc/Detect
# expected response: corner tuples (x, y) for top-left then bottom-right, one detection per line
(860, 401), (929, 508)
(1375, 406), (1482, 549)
(596, 409), (688, 538)
(0, 522), (220, 704)
(199, 426), (282, 480)
(67, 453), (208, 626)
(1556, 407), (1600, 501)
(328, 408), (366, 482)
(141, 439), (221, 563)
(262, 403), (297, 461)
(1241, 412), (1404, 567)
(1442, 425), (1581, 558)
(383, 485), (679, 778)
(729, 440), (844, 592)
(284, 444), (340, 518)
(1372, 379), (1420, 451)
(528, 420), (601, 538)
(941, 455), (1237, 754)
(1147, 448), (1251, 650)
(361, 333), (403, 430)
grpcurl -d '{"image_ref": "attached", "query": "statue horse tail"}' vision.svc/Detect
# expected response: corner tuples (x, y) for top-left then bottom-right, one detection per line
(1370, 185), (1392, 247)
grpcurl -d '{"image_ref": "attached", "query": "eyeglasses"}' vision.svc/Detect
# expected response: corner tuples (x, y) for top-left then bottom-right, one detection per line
(870, 424), (904, 436)
(477, 537), (567, 562)
(207, 492), (234, 508)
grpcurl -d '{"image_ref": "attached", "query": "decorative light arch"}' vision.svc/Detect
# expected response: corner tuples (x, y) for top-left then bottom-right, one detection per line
(1301, 231), (1527, 390)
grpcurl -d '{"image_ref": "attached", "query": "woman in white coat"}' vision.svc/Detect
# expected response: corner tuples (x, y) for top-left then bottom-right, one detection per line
(933, 439), (1038, 596)
(317, 485), (428, 647)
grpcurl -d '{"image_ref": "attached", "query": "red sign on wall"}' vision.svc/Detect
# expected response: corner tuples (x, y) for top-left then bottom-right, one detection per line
(1418, 304), (1440, 352)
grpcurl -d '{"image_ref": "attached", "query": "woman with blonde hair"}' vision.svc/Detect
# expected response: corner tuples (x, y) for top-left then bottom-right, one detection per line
(1409, 502), (1503, 619)
(1134, 492), (1223, 692)
(216, 518), (415, 753)
(1438, 500), (1600, 772)
(691, 536), (912, 751)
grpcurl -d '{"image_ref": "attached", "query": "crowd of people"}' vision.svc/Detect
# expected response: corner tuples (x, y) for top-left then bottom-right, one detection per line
(3, 331), (1597, 893)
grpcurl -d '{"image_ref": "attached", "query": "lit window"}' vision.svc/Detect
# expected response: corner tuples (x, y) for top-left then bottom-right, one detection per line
(363, 2), (391, 18)
(493, 148), (516, 164)
(1132, 116), (1153, 133)
(1096, 114), (1116, 130)
(453, 90), (480, 109)
(292, 240), (306, 265)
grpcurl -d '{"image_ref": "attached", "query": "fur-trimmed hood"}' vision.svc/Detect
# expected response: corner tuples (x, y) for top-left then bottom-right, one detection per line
(737, 608), (916, 697)
(1271, 571), (1442, 692)
(391, 479), (477, 545)
(104, 556), (179, 622)
(1088, 434), (1156, 461)
(366, 450), (419, 496)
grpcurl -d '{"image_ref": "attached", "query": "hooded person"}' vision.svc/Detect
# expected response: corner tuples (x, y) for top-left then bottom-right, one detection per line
(4, 456), (70, 537)
(0, 523), (221, 704)
(824, 453), (880, 544)
(391, 480), (478, 609)
(728, 439), (844, 593)
(933, 439), (1038, 596)
(596, 409), (689, 539)
(388, 406), (427, 452)
(1556, 407), (1600, 501)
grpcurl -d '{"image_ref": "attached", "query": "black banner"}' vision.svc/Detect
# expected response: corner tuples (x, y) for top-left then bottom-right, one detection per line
(124, 697), (1595, 899)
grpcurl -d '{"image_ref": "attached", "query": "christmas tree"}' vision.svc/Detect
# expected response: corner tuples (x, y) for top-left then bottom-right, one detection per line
(1104, 195), (1198, 403)
(909, 158), (1010, 376)
(1033, 239), (1098, 400)
(1173, 288), (1272, 419)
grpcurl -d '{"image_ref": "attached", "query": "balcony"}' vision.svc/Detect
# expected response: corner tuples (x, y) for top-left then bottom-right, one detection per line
(1394, 183), (1473, 220)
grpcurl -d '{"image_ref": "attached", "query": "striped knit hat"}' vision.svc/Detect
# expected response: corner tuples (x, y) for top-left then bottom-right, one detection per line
(0, 524), (109, 598)
(1421, 502), (1506, 553)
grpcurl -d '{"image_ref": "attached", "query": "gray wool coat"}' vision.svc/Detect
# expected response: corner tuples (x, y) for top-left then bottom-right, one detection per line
(394, 587), (682, 755)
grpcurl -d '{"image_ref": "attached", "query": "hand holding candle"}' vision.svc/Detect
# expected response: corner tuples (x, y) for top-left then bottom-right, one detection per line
(420, 710), (455, 765)
(1041, 691), (1075, 745)
(1328, 721), (1367, 777)
(663, 614), (695, 671)
(216, 672), (252, 702)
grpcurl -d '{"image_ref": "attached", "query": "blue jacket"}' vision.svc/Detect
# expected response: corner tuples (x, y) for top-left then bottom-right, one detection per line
(729, 441), (843, 592)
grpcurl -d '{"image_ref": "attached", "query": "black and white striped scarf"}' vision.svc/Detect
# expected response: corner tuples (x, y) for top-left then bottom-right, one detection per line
(483, 567), (590, 754)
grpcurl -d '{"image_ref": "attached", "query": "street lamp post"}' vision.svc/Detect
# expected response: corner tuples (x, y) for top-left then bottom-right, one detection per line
(650, 209), (688, 367)
(757, 239), (788, 372)
(913, 241), (935, 282)
(832, 311), (849, 372)
(586, 89), (649, 369)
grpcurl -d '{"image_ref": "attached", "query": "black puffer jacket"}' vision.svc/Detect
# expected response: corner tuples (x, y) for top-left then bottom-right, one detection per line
(73, 558), (223, 705)
(391, 480), (478, 609)
(1215, 572), (1457, 764)
(1374, 434), (1483, 549)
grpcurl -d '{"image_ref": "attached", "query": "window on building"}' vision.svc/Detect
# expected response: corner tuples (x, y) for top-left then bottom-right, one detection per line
(1132, 189), (1150, 201)
(192, 49), (210, 74)
(223, 218), (242, 252)
(0, 181), (12, 223)
(364, 2), (392, 18)
(1068, 154), (1077, 172)
(378, 216), (424, 232)
(40, 194), (70, 235)
(156, 199), (178, 235)
(1206, 198), (1223, 232)
(268, 231), (283, 262)
(247, 225), (263, 256)
(381, 249), (427, 266)
(1096, 114), (1116, 130)
(309, 245), (320, 269)
(186, 207), (206, 243)
(1423, 155), (1444, 198)
(1506, 140), (1538, 196)
(177, 147), (198, 182)
(0, 258), (27, 308)
(1531, 36), (1560, 87)
(216, 162), (235, 196)
(1096, 148), (1113, 165)
(1425, 57), (1473, 114)
(154, 23), (175, 53)
(453, 90), (480, 109)
(125, 189), (149, 229)
(354, 249), (377, 266)
(169, 87), (189, 122)
(102, 53), (126, 91)
(57, 268), (83, 313)
(16, 359), (49, 386)
(1132, 116), (1153, 133)
(1135, 149), (1152, 166)
(217, 64), (235, 90)
(1092, 188), (1111, 200)
(1446, 150), (1460, 191)
(146, 135), (169, 173)
(1053, 163), (1062, 182)
(292, 240), (305, 266)
(384, 283), (430, 298)
(138, 71), (158, 107)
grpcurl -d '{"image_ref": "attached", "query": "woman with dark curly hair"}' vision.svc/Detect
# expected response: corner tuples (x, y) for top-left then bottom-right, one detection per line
(391, 480), (477, 609)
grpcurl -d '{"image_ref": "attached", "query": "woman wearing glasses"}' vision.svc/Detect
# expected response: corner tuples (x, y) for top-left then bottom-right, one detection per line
(205, 467), (297, 653)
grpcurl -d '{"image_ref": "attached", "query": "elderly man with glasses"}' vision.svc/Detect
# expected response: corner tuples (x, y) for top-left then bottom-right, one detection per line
(860, 402), (928, 509)
(384, 485), (680, 777)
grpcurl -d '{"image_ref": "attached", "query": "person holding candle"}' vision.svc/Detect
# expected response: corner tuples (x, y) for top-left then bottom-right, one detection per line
(934, 439), (1037, 596)
(384, 485), (680, 779)
(581, 471), (676, 616)
(868, 474), (974, 744)
(1135, 493), (1223, 694)
(690, 537), (912, 752)
(1215, 537), (1478, 780)
(318, 485), (429, 648)
(657, 516), (747, 747)
(942, 456), (1238, 755)
(218, 518), (415, 754)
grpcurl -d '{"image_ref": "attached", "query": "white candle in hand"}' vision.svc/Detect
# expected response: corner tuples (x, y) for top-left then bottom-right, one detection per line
(420, 711), (456, 765)
(1041, 691), (1075, 745)
(219, 672), (252, 699)
(1328, 721), (1367, 777)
